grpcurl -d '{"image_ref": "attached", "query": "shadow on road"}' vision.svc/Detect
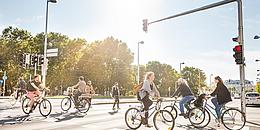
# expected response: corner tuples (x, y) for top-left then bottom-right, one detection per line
(53, 111), (86, 122)
(0, 115), (30, 125)
(175, 123), (217, 130)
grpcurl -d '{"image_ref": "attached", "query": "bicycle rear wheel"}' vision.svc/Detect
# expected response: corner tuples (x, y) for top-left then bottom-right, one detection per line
(22, 97), (31, 114)
(221, 108), (246, 130)
(125, 107), (142, 129)
(163, 105), (178, 119)
(61, 97), (71, 111)
(188, 107), (210, 128)
(39, 99), (52, 117)
(78, 98), (90, 113)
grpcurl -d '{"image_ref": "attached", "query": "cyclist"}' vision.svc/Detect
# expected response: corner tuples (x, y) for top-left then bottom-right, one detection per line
(210, 76), (232, 123)
(171, 78), (194, 117)
(27, 75), (43, 113)
(138, 71), (161, 127)
(72, 76), (87, 107)
(15, 76), (27, 100)
(111, 82), (120, 110)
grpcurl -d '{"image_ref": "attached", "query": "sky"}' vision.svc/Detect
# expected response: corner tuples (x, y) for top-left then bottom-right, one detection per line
(0, 0), (260, 85)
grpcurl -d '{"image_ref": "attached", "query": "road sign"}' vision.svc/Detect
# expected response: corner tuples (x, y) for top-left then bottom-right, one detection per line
(47, 53), (58, 57)
(0, 80), (3, 84)
(47, 48), (58, 53)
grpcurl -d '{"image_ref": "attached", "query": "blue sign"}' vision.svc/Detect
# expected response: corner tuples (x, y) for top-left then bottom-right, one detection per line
(0, 80), (3, 84)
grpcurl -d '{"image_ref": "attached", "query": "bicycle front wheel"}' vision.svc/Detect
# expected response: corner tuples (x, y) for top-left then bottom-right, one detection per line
(153, 110), (175, 130)
(9, 93), (17, 106)
(22, 97), (31, 114)
(163, 105), (178, 119)
(61, 97), (71, 111)
(188, 107), (211, 128)
(125, 107), (142, 129)
(39, 99), (52, 117)
(78, 98), (90, 113)
(222, 108), (246, 130)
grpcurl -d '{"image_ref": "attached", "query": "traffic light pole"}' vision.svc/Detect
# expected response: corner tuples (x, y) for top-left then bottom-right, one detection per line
(146, 0), (246, 117)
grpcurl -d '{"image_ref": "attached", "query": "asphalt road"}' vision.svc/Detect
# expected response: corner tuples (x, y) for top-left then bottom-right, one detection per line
(0, 98), (259, 130)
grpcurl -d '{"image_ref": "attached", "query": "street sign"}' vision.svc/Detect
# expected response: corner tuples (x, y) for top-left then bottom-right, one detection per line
(47, 53), (58, 57)
(0, 80), (3, 84)
(47, 48), (58, 53)
(2, 75), (7, 80)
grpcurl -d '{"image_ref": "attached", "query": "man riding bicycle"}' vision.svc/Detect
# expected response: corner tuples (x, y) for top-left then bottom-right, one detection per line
(72, 76), (87, 107)
(15, 76), (27, 100)
(171, 78), (194, 117)
(27, 75), (43, 113)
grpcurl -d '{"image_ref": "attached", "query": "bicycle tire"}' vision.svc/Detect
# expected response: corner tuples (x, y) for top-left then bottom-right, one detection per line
(78, 98), (90, 113)
(22, 97), (31, 114)
(163, 105), (178, 119)
(188, 107), (211, 128)
(153, 110), (175, 130)
(39, 99), (52, 117)
(221, 108), (246, 130)
(61, 97), (71, 111)
(9, 93), (17, 106)
(125, 107), (142, 129)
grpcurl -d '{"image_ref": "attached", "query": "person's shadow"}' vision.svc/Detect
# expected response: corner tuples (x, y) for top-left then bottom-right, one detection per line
(0, 115), (30, 125)
(51, 110), (86, 122)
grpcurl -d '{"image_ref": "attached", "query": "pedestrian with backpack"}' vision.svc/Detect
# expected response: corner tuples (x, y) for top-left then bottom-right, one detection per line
(138, 71), (161, 127)
(111, 82), (120, 110)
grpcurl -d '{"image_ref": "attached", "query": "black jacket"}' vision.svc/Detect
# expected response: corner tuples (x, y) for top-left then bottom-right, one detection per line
(172, 84), (193, 97)
(210, 82), (232, 105)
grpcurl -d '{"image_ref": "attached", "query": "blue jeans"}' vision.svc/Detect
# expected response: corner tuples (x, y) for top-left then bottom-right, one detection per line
(179, 95), (194, 114)
(211, 97), (223, 119)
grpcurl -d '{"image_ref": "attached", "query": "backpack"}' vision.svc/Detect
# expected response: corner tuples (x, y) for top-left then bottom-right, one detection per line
(133, 82), (143, 101)
(194, 94), (206, 107)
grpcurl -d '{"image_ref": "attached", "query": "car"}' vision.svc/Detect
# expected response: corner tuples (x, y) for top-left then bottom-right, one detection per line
(245, 92), (260, 106)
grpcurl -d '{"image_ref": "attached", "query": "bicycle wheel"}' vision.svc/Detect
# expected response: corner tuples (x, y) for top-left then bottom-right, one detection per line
(188, 107), (210, 128)
(153, 110), (175, 130)
(163, 105), (178, 119)
(221, 108), (246, 130)
(9, 93), (17, 106)
(78, 98), (90, 113)
(22, 97), (31, 114)
(61, 97), (71, 111)
(125, 107), (142, 129)
(39, 99), (52, 117)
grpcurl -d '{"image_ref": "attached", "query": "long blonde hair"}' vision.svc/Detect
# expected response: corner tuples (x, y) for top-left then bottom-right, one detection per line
(177, 78), (189, 87)
(145, 71), (154, 80)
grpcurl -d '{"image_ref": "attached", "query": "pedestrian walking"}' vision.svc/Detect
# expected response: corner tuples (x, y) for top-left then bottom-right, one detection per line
(111, 82), (120, 110)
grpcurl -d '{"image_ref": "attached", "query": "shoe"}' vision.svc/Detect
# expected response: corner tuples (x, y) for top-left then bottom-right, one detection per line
(29, 110), (33, 113)
(112, 107), (115, 110)
(117, 107), (120, 110)
(145, 124), (153, 128)
(141, 117), (146, 125)
(217, 123), (220, 127)
(179, 113), (186, 116)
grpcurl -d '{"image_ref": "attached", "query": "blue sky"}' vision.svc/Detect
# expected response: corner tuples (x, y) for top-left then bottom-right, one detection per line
(1, 0), (260, 84)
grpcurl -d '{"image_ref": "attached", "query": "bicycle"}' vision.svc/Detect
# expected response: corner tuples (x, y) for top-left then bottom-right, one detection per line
(125, 98), (175, 130)
(22, 88), (52, 117)
(188, 96), (246, 130)
(61, 89), (90, 113)
(163, 97), (194, 119)
(9, 88), (26, 106)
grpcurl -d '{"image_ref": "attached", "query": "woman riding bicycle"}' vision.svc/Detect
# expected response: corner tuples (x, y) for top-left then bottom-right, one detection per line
(210, 76), (232, 124)
(138, 71), (161, 128)
(171, 78), (194, 117)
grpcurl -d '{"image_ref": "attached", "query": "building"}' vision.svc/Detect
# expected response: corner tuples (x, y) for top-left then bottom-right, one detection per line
(224, 79), (254, 96)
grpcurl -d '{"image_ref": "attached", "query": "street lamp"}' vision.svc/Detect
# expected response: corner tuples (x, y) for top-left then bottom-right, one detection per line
(179, 62), (185, 76)
(137, 41), (144, 84)
(256, 59), (260, 62)
(42, 0), (57, 87)
(254, 35), (260, 39)
(257, 70), (260, 72)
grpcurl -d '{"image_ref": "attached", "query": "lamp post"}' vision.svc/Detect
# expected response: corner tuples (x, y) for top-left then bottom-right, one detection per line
(43, 0), (57, 87)
(137, 41), (144, 84)
(179, 62), (185, 76)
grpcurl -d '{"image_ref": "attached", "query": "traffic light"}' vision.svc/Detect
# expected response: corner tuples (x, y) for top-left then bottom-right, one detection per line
(18, 54), (25, 67)
(33, 55), (38, 64)
(233, 45), (244, 64)
(40, 56), (44, 65)
(143, 19), (148, 32)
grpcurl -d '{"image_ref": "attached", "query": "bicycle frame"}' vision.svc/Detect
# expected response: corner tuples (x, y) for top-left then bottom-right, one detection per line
(202, 98), (227, 120)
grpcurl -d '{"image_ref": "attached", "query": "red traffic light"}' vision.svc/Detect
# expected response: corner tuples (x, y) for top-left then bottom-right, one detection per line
(233, 45), (242, 52)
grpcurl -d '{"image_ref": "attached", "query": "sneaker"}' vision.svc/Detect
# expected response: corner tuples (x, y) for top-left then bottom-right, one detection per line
(179, 113), (186, 116)
(112, 107), (115, 110)
(145, 124), (153, 128)
(29, 110), (33, 113)
(117, 107), (120, 110)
